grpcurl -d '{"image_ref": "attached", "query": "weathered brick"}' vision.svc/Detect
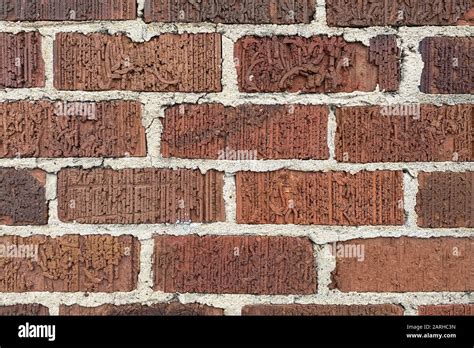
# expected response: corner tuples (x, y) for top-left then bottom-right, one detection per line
(0, 32), (44, 88)
(58, 168), (225, 224)
(54, 32), (221, 92)
(236, 170), (404, 225)
(0, 169), (48, 225)
(0, 100), (146, 158)
(242, 304), (404, 316)
(0, 0), (137, 21)
(0, 235), (140, 292)
(144, 0), (315, 24)
(154, 235), (316, 294)
(161, 104), (329, 160)
(336, 104), (473, 163)
(418, 304), (474, 316)
(0, 304), (49, 315)
(420, 37), (473, 94)
(330, 237), (473, 292)
(235, 35), (400, 93)
(416, 172), (473, 228)
(326, 0), (474, 27)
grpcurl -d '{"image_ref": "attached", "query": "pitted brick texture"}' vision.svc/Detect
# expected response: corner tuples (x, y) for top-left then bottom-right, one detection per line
(161, 104), (329, 160)
(58, 168), (225, 224)
(0, 100), (146, 158)
(0, 304), (49, 315)
(418, 304), (474, 316)
(236, 170), (404, 225)
(242, 304), (404, 315)
(0, 235), (140, 292)
(154, 235), (316, 294)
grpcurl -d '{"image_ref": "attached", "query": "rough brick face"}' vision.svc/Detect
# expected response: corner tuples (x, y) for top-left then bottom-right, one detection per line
(144, 0), (315, 24)
(242, 304), (404, 316)
(0, 32), (44, 88)
(0, 235), (140, 292)
(58, 168), (225, 224)
(0, 100), (146, 158)
(330, 237), (473, 292)
(161, 104), (329, 160)
(0, 169), (48, 225)
(235, 35), (400, 93)
(54, 32), (222, 92)
(0, 304), (49, 315)
(416, 172), (473, 228)
(335, 104), (473, 163)
(154, 235), (316, 294)
(418, 304), (474, 316)
(236, 170), (404, 225)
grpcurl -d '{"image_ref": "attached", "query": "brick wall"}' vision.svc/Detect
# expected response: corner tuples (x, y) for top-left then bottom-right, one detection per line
(0, 0), (472, 316)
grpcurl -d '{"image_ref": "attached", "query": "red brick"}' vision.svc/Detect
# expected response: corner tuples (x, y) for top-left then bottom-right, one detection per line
(326, 0), (474, 27)
(0, 0), (136, 21)
(0, 235), (140, 292)
(418, 304), (474, 316)
(0, 32), (44, 88)
(161, 104), (329, 160)
(0, 100), (146, 158)
(330, 237), (473, 292)
(144, 0), (315, 24)
(57, 168), (225, 224)
(54, 32), (221, 92)
(420, 37), (473, 94)
(154, 235), (316, 294)
(335, 104), (473, 163)
(0, 169), (48, 225)
(236, 170), (404, 225)
(416, 172), (473, 228)
(242, 304), (404, 316)
(0, 304), (49, 315)
(235, 35), (400, 93)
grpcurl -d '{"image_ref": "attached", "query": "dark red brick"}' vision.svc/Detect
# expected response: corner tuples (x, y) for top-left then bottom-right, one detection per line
(242, 304), (404, 315)
(418, 304), (474, 316)
(0, 304), (49, 315)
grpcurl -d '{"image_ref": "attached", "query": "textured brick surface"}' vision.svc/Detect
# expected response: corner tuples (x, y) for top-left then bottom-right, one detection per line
(58, 168), (225, 224)
(326, 0), (474, 27)
(144, 0), (315, 24)
(420, 37), (473, 94)
(0, 100), (146, 158)
(335, 104), (473, 163)
(0, 304), (49, 315)
(54, 33), (222, 92)
(330, 237), (473, 292)
(0, 169), (48, 225)
(154, 235), (316, 294)
(418, 304), (474, 316)
(236, 170), (404, 225)
(161, 104), (329, 160)
(242, 304), (404, 316)
(0, 235), (140, 292)
(416, 172), (473, 228)
(0, 0), (137, 21)
(235, 35), (400, 93)
(0, 32), (44, 88)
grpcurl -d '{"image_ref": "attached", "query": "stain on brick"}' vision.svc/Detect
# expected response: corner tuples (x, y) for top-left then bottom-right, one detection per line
(154, 235), (316, 294)
(0, 235), (140, 292)
(236, 170), (404, 225)
(416, 172), (473, 228)
(0, 304), (49, 315)
(418, 304), (474, 316)
(162, 104), (329, 160)
(0, 100), (146, 158)
(58, 168), (225, 224)
(54, 32), (222, 92)
(242, 304), (404, 315)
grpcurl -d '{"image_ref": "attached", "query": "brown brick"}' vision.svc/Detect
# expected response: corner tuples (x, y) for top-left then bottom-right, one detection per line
(161, 104), (329, 160)
(242, 304), (404, 316)
(144, 0), (315, 24)
(59, 302), (223, 316)
(0, 0), (136, 21)
(0, 32), (44, 88)
(0, 169), (48, 225)
(326, 0), (474, 27)
(0, 100), (146, 158)
(154, 235), (316, 294)
(58, 168), (225, 224)
(418, 304), (474, 316)
(0, 304), (49, 315)
(235, 35), (400, 93)
(330, 237), (473, 292)
(420, 37), (473, 94)
(54, 32), (221, 92)
(236, 170), (404, 225)
(335, 104), (473, 163)
(0, 235), (140, 292)
(416, 172), (473, 228)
